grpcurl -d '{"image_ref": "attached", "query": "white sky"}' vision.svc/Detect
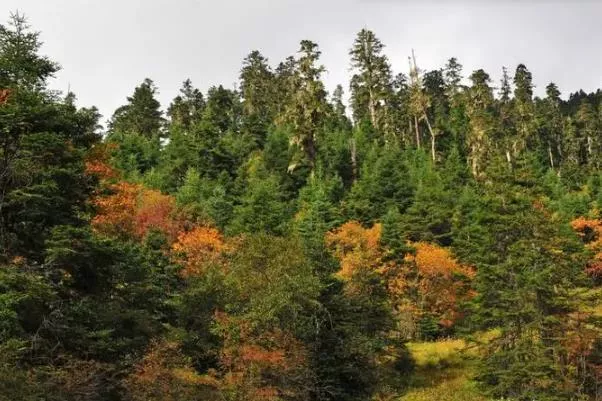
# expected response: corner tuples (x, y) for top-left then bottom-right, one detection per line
(4, 0), (601, 125)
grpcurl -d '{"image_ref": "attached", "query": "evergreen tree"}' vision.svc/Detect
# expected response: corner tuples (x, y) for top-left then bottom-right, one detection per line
(167, 78), (205, 131)
(466, 69), (496, 178)
(108, 78), (164, 138)
(349, 29), (393, 139)
(240, 50), (276, 146)
(281, 40), (328, 172)
(511, 64), (536, 159)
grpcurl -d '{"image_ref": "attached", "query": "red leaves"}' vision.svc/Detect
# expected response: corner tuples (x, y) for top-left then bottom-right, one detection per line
(85, 144), (118, 181)
(92, 182), (184, 242)
(123, 340), (220, 401)
(213, 312), (310, 401)
(0, 89), (10, 105)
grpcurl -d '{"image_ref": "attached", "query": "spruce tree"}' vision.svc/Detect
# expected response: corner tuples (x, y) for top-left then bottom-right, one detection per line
(349, 29), (394, 139)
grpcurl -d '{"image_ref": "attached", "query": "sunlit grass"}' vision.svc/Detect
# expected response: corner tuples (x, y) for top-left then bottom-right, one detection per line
(407, 338), (466, 369)
(400, 369), (489, 401)
(397, 331), (499, 401)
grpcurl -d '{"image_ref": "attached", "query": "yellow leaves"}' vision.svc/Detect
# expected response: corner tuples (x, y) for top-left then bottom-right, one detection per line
(325, 221), (383, 280)
(171, 227), (227, 277)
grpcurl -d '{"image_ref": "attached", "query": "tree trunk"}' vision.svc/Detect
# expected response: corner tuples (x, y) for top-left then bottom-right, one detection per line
(414, 115), (421, 149)
(424, 114), (436, 162)
(350, 137), (357, 182)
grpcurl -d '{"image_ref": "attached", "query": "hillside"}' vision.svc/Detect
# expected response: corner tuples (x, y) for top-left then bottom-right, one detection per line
(0, 12), (601, 401)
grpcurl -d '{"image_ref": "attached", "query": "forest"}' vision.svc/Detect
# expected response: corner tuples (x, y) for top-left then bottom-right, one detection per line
(0, 12), (601, 401)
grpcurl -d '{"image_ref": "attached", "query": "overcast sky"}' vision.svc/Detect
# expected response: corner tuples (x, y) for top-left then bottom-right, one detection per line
(4, 0), (601, 124)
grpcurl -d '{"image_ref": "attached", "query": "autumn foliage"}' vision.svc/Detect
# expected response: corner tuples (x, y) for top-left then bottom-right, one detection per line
(405, 242), (475, 328)
(85, 143), (119, 181)
(0, 88), (10, 105)
(123, 340), (220, 401)
(571, 216), (602, 282)
(326, 221), (475, 334)
(325, 221), (384, 280)
(213, 312), (311, 401)
(92, 182), (184, 242)
(171, 226), (227, 277)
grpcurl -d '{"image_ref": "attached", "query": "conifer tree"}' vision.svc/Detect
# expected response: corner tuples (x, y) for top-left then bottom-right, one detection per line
(466, 69), (495, 178)
(109, 78), (164, 138)
(167, 79), (205, 131)
(240, 50), (276, 146)
(349, 29), (393, 139)
(282, 40), (328, 172)
(511, 64), (536, 158)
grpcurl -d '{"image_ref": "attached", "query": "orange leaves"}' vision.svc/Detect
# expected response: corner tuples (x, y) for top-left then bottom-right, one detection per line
(408, 242), (475, 280)
(0, 88), (10, 105)
(92, 182), (184, 242)
(123, 340), (219, 401)
(135, 189), (182, 241)
(405, 242), (475, 328)
(171, 227), (226, 277)
(91, 177), (229, 278)
(85, 143), (118, 181)
(326, 220), (475, 332)
(571, 216), (602, 281)
(92, 182), (141, 238)
(325, 221), (383, 280)
(214, 312), (310, 401)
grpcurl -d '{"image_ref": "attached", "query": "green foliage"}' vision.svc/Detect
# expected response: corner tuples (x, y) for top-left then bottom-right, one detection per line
(3, 13), (602, 401)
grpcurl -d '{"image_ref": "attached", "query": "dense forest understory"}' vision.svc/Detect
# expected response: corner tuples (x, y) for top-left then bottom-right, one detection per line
(0, 12), (601, 401)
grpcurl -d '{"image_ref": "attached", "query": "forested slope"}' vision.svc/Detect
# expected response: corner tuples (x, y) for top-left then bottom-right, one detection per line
(0, 13), (600, 401)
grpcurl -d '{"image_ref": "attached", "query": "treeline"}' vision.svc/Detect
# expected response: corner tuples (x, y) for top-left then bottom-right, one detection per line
(0, 13), (600, 401)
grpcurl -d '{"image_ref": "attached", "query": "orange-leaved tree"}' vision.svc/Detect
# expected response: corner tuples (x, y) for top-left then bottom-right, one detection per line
(571, 216), (602, 283)
(212, 312), (311, 401)
(405, 242), (475, 329)
(123, 340), (220, 401)
(92, 182), (184, 242)
(325, 221), (384, 281)
(171, 226), (227, 277)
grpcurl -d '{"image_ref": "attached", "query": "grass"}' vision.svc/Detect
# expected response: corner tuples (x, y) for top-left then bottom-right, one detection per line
(396, 333), (497, 401)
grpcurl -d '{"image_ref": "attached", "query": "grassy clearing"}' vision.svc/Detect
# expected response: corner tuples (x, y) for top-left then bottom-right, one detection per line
(397, 334), (496, 401)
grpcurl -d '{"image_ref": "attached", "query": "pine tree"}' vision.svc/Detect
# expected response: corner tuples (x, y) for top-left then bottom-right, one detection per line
(167, 79), (205, 131)
(455, 155), (586, 400)
(537, 83), (564, 169)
